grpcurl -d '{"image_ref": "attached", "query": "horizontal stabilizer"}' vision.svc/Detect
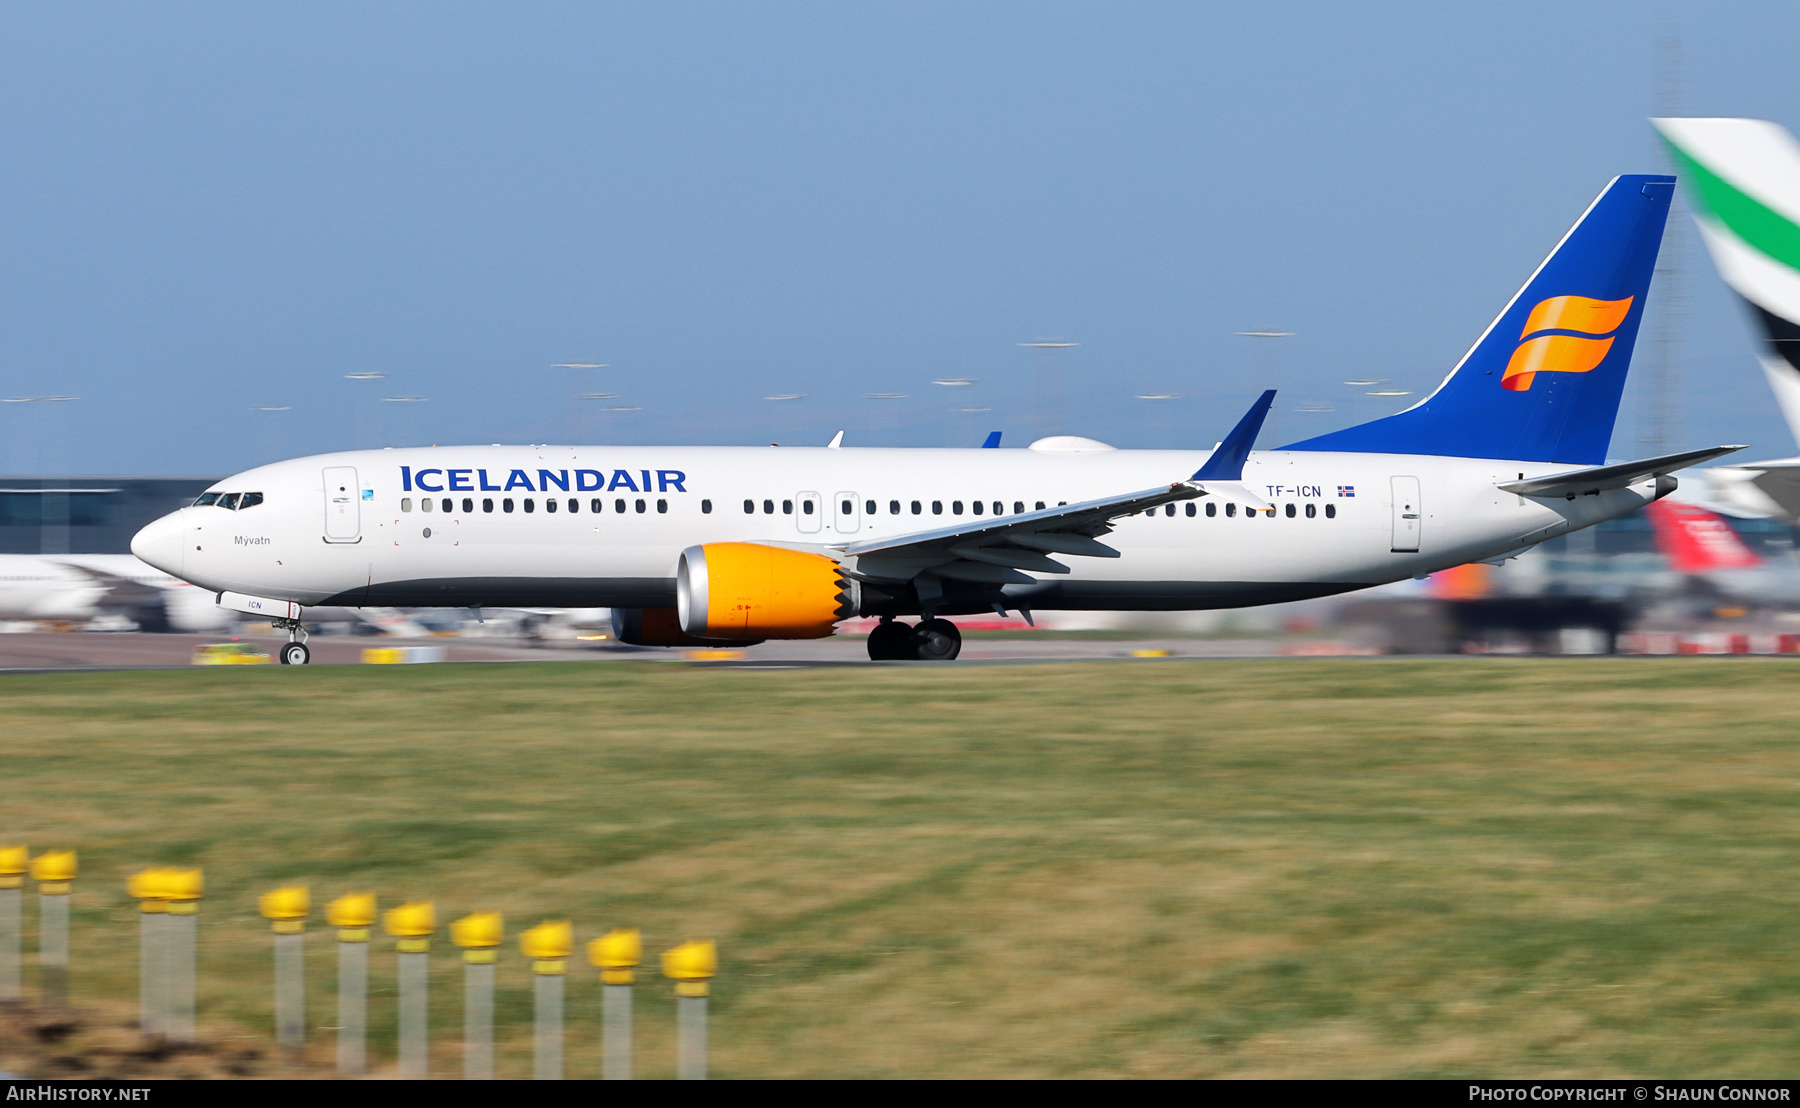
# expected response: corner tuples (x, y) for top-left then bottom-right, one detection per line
(1497, 445), (1743, 498)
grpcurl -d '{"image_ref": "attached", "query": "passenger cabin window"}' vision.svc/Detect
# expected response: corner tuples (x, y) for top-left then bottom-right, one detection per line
(240, 492), (264, 510)
(1206, 502), (1216, 516)
(420, 497), (433, 512)
(504, 498), (515, 513)
(1185, 503), (1196, 517)
(702, 499), (713, 514)
(194, 492), (221, 507)
(545, 498), (557, 513)
(568, 498), (578, 513)
(952, 501), (963, 515)
(1326, 504), (1336, 518)
(464, 498), (474, 513)
(865, 500), (876, 516)
(842, 499), (853, 515)
(657, 499), (667, 513)
(787, 500), (797, 515)
(592, 499), (603, 513)
(889, 500), (900, 515)
(437, 498), (448, 513)
(635, 499), (646, 513)
(743, 499), (755, 514)
(1226, 503), (1236, 517)
(1305, 503), (1316, 518)
(401, 498), (413, 512)
(1035, 501), (1046, 511)
(615, 499), (627, 513)
(524, 498), (535, 513)
(1165, 504), (1175, 516)
(993, 501), (1003, 515)
(970, 501), (982, 515)
(763, 499), (774, 514)
(1013, 501), (1023, 515)
(1285, 503), (1296, 518)
(911, 500), (922, 515)
(483, 498), (494, 513)
(932, 501), (943, 515)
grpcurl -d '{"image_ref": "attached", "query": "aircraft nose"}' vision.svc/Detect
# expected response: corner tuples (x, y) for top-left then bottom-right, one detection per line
(131, 510), (186, 577)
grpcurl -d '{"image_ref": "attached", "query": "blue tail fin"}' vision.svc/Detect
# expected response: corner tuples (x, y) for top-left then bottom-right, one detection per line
(1283, 174), (1674, 464)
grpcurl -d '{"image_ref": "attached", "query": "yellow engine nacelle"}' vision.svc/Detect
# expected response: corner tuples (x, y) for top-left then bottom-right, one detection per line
(610, 607), (757, 647)
(677, 543), (857, 640)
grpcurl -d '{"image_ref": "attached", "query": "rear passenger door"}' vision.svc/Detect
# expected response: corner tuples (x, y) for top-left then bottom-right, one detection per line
(795, 491), (822, 533)
(834, 491), (860, 534)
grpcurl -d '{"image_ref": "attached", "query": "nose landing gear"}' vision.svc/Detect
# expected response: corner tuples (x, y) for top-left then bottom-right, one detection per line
(866, 617), (962, 661)
(274, 616), (310, 665)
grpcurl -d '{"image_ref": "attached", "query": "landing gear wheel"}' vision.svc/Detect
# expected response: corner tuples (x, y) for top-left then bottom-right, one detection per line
(279, 642), (311, 666)
(913, 618), (961, 661)
(867, 619), (915, 661)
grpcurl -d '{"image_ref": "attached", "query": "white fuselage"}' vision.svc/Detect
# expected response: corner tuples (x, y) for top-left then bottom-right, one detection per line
(130, 443), (1663, 618)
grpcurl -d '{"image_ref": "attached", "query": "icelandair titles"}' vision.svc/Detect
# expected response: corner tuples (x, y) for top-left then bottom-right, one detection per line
(399, 466), (688, 494)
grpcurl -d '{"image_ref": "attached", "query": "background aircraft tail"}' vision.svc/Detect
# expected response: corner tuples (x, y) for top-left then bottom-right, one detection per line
(1646, 499), (1763, 573)
(1285, 174), (1674, 464)
(1653, 117), (1800, 451)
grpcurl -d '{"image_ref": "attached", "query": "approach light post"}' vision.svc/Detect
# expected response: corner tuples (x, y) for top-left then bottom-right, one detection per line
(589, 928), (641, 1080)
(1234, 330), (1292, 444)
(1018, 341), (1076, 439)
(553, 362), (607, 443)
(259, 886), (310, 1061)
(327, 892), (376, 1075)
(2, 396), (80, 555)
(162, 868), (203, 1042)
(451, 911), (503, 1081)
(663, 940), (717, 1081)
(128, 868), (171, 1038)
(0, 845), (23, 1005)
(343, 373), (387, 450)
(522, 920), (573, 1080)
(385, 900), (436, 1078)
(30, 850), (75, 1007)
(1135, 393), (1179, 449)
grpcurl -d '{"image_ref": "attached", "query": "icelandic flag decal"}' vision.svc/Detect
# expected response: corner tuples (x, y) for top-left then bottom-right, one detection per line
(1337, 485), (1355, 497)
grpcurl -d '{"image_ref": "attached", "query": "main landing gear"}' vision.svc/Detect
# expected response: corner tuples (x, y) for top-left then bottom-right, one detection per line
(867, 617), (962, 662)
(274, 616), (310, 666)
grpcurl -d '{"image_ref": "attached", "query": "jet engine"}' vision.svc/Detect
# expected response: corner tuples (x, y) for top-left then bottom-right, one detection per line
(677, 543), (857, 640)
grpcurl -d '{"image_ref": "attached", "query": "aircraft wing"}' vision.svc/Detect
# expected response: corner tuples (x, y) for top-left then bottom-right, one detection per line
(1496, 445), (1744, 498)
(836, 391), (1276, 586)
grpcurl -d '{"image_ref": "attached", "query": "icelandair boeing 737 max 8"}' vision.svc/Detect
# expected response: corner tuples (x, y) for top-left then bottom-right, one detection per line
(132, 173), (1738, 663)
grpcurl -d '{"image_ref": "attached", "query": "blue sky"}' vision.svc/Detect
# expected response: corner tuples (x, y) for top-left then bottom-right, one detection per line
(1, 1), (1796, 473)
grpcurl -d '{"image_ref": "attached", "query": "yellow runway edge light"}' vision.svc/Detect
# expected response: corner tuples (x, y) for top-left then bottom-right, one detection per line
(522, 920), (572, 974)
(452, 912), (503, 964)
(327, 892), (376, 942)
(31, 850), (76, 894)
(385, 901), (435, 953)
(590, 928), (642, 985)
(260, 886), (309, 934)
(662, 939), (717, 997)
(0, 845), (26, 890)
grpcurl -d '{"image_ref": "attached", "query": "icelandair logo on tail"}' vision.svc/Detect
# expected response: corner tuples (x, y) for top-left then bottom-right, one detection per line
(1500, 294), (1634, 391)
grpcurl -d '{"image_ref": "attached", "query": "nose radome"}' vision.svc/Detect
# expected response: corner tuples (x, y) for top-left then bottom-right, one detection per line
(131, 511), (186, 578)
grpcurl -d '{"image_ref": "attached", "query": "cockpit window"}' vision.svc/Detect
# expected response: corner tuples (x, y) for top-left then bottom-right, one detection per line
(194, 492), (221, 507)
(238, 492), (263, 510)
(217, 493), (242, 510)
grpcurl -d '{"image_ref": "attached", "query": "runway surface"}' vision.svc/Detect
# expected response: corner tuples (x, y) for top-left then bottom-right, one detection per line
(0, 630), (1302, 671)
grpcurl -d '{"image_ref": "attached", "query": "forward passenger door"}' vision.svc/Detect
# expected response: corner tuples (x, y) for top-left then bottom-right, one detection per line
(323, 466), (361, 543)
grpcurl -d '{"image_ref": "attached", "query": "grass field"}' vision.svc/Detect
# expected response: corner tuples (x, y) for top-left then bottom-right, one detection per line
(5, 657), (1800, 1078)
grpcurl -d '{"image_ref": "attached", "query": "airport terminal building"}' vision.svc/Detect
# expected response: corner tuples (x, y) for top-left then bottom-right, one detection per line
(0, 477), (216, 555)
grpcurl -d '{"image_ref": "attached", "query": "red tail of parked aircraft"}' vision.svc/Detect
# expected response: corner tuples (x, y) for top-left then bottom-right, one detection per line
(1645, 500), (1763, 574)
